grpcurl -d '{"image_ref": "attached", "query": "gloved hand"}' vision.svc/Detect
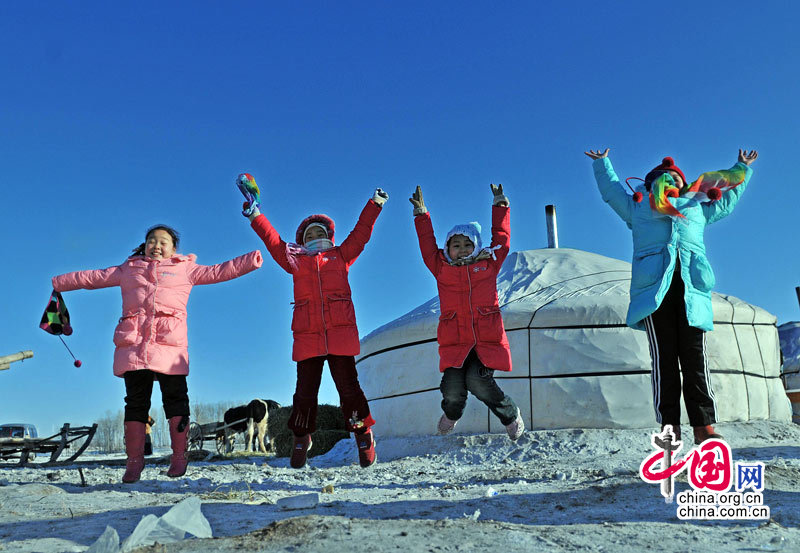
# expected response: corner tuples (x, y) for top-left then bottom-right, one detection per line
(372, 188), (389, 207)
(409, 185), (427, 215)
(490, 183), (509, 207)
(236, 173), (261, 217)
(242, 201), (261, 220)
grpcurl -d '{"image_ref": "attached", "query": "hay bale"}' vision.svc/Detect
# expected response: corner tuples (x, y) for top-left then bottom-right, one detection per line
(268, 404), (349, 458)
(273, 429), (350, 458)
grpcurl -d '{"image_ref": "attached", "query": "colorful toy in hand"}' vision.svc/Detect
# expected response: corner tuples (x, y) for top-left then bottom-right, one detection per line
(236, 173), (261, 216)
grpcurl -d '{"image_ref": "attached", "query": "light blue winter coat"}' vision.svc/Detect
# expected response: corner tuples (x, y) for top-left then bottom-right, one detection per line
(592, 157), (752, 331)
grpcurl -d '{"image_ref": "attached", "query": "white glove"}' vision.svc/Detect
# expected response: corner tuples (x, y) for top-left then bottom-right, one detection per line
(372, 188), (389, 207)
(490, 183), (510, 207)
(247, 204), (261, 223)
(244, 202), (261, 221)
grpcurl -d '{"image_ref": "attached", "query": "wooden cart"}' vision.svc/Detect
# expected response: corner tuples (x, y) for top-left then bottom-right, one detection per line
(187, 418), (247, 455)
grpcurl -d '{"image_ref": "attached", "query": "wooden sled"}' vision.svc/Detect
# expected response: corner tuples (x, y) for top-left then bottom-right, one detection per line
(0, 423), (98, 466)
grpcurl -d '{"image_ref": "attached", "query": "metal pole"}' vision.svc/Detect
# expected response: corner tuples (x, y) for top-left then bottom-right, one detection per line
(545, 204), (559, 248)
(796, 287), (800, 312)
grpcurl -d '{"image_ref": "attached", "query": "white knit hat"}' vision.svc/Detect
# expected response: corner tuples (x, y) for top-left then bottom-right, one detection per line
(443, 222), (483, 264)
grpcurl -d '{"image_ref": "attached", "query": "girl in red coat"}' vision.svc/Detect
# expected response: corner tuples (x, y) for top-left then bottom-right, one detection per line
(410, 185), (524, 440)
(243, 185), (388, 468)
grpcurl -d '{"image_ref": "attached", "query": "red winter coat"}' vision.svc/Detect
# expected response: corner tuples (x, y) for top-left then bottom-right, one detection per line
(52, 251), (263, 377)
(414, 205), (512, 372)
(251, 200), (382, 362)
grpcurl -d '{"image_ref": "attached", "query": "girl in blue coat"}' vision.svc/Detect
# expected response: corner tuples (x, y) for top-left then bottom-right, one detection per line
(585, 148), (758, 445)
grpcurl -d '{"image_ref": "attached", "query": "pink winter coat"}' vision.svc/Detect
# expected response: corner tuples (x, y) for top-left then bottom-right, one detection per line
(51, 251), (263, 377)
(250, 200), (382, 362)
(415, 205), (512, 372)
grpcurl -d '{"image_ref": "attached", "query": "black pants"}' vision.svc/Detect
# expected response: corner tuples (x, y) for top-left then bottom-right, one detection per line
(123, 370), (190, 423)
(643, 272), (716, 427)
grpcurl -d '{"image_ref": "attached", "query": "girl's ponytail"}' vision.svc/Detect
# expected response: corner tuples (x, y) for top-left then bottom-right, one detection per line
(130, 242), (146, 257)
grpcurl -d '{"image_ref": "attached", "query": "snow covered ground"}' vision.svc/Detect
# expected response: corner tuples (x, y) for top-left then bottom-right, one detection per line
(1, 421), (799, 552)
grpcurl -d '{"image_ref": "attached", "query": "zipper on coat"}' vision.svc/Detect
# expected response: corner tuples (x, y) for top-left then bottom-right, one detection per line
(467, 267), (477, 346)
(144, 260), (158, 369)
(458, 265), (477, 368)
(316, 255), (329, 354)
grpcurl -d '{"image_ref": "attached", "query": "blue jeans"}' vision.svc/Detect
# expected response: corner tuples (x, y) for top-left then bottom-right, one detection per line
(440, 349), (518, 426)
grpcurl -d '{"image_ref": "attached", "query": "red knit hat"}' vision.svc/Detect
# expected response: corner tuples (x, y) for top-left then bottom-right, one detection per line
(644, 157), (687, 188)
(295, 214), (335, 245)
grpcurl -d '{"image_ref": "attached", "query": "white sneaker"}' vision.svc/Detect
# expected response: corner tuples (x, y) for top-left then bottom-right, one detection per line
(505, 408), (524, 441)
(437, 414), (458, 435)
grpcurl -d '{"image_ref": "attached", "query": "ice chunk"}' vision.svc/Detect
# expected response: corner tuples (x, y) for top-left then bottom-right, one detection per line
(120, 514), (186, 552)
(277, 492), (320, 510)
(85, 526), (120, 553)
(87, 496), (213, 552)
(160, 496), (213, 538)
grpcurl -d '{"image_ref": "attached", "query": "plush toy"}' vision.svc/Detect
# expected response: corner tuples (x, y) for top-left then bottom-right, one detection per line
(236, 173), (261, 216)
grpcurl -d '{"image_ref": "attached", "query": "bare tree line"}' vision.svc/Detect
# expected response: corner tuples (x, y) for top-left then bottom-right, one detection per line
(92, 400), (244, 453)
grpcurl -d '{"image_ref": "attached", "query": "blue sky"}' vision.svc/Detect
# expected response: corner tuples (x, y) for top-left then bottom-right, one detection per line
(2, 2), (798, 435)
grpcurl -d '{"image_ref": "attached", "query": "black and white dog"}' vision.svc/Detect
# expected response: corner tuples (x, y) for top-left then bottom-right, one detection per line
(222, 399), (281, 454)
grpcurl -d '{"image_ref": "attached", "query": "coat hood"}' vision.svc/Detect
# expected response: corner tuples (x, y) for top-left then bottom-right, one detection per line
(295, 214), (336, 246)
(443, 222), (483, 264)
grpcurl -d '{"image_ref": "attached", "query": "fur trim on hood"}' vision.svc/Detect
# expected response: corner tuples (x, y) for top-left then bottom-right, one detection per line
(296, 214), (336, 245)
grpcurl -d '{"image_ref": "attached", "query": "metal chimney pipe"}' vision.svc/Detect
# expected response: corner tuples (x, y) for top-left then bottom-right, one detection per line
(796, 286), (800, 312)
(545, 205), (559, 248)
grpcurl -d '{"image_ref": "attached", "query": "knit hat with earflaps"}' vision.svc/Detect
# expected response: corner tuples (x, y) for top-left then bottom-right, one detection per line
(444, 222), (484, 264)
(644, 157), (687, 190)
(295, 214), (335, 245)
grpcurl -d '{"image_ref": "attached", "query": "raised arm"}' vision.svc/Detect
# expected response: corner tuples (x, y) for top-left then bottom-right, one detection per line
(703, 149), (757, 225)
(411, 186), (442, 276)
(52, 265), (123, 292)
(489, 184), (511, 266)
(249, 212), (294, 274)
(338, 190), (386, 264)
(586, 149), (634, 227)
(188, 250), (263, 285)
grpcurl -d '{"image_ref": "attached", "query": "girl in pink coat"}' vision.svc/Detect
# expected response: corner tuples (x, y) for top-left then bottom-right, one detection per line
(410, 185), (524, 441)
(240, 183), (387, 470)
(52, 225), (262, 483)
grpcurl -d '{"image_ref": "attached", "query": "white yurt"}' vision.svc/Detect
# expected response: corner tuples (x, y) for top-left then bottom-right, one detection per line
(357, 248), (792, 437)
